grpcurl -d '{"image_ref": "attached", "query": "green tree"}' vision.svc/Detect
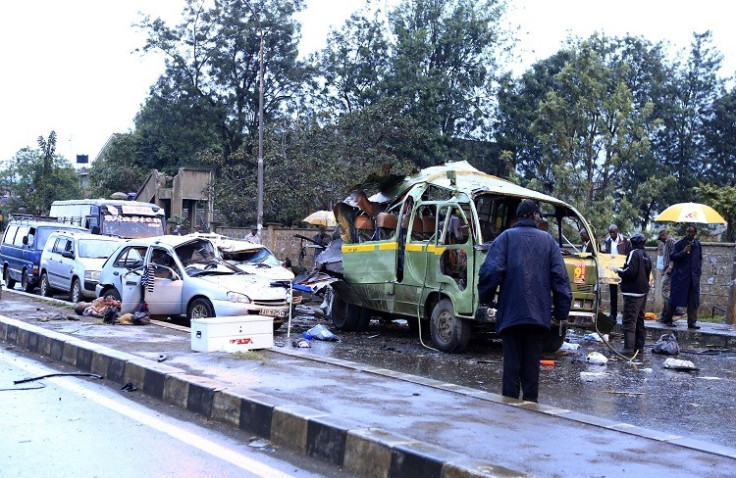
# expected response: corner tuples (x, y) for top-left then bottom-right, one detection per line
(87, 134), (151, 198)
(532, 35), (659, 232)
(0, 132), (82, 215)
(652, 31), (724, 199)
(136, 0), (307, 162)
(702, 86), (736, 186)
(693, 183), (736, 241)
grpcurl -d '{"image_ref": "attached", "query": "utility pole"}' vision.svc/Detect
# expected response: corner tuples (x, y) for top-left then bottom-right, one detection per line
(242, 0), (265, 241)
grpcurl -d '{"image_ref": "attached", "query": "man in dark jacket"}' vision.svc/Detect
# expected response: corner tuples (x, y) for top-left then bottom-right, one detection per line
(660, 225), (702, 329)
(616, 233), (652, 354)
(478, 199), (572, 403)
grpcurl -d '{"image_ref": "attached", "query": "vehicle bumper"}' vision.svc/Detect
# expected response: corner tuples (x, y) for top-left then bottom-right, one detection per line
(211, 300), (288, 323)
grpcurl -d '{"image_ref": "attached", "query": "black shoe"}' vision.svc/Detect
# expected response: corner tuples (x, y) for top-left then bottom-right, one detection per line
(688, 324), (701, 330)
(664, 321), (677, 327)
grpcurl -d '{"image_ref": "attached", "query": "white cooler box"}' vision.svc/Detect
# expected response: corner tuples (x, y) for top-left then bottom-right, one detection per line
(191, 316), (274, 352)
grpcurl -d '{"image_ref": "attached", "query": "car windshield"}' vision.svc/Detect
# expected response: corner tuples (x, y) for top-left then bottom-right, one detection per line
(175, 239), (240, 276)
(101, 215), (165, 239)
(222, 247), (281, 267)
(78, 239), (121, 259)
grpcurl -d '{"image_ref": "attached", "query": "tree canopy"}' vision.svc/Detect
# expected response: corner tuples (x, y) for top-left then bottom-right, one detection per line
(7, 1), (736, 238)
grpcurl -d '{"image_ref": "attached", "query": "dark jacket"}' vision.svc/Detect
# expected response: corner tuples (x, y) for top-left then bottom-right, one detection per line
(618, 248), (652, 295)
(668, 237), (702, 308)
(478, 220), (572, 334)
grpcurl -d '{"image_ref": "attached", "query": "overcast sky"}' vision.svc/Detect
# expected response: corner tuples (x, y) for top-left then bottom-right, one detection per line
(1, 0), (733, 165)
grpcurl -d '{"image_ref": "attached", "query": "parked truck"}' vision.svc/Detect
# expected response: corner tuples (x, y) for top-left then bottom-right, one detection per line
(315, 161), (609, 353)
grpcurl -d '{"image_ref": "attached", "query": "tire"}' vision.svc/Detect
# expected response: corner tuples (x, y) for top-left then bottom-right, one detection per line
(188, 297), (215, 320)
(329, 292), (369, 331)
(543, 329), (565, 353)
(39, 273), (51, 297)
(70, 278), (82, 303)
(429, 298), (471, 352)
(103, 288), (122, 301)
(4, 267), (16, 289)
(21, 270), (34, 293)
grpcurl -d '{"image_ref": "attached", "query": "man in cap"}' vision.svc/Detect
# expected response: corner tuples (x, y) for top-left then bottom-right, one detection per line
(478, 199), (572, 403)
(616, 233), (652, 354)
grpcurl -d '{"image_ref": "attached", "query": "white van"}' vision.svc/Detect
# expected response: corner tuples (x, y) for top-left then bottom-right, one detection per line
(39, 231), (124, 302)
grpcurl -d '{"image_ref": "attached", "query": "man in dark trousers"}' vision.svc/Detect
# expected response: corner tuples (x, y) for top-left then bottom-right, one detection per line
(656, 228), (677, 322)
(603, 224), (631, 321)
(660, 225), (703, 329)
(478, 199), (572, 403)
(616, 233), (652, 354)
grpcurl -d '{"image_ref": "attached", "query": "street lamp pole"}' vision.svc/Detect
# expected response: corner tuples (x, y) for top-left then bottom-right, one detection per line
(242, 1), (264, 241)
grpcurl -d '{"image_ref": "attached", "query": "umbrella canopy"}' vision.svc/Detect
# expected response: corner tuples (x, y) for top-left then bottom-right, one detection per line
(654, 202), (726, 225)
(303, 210), (336, 227)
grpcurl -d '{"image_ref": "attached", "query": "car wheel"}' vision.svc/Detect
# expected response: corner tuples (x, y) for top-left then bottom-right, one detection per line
(429, 298), (471, 352)
(21, 270), (34, 293)
(188, 298), (215, 320)
(70, 278), (82, 303)
(103, 288), (122, 302)
(328, 292), (369, 331)
(39, 273), (51, 297)
(4, 266), (16, 289)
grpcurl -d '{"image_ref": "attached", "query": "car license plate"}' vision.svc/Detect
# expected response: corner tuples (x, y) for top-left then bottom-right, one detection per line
(260, 306), (287, 318)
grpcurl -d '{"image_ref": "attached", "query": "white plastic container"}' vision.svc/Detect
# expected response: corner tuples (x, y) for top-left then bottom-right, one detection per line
(191, 316), (273, 352)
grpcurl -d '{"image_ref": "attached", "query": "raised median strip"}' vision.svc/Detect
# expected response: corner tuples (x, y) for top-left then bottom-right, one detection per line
(0, 316), (529, 478)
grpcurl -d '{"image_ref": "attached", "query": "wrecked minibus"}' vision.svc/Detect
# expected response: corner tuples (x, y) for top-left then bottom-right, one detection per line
(318, 161), (604, 353)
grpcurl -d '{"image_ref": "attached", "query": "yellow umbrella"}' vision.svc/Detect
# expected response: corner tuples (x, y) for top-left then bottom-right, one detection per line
(654, 202), (726, 224)
(303, 210), (336, 227)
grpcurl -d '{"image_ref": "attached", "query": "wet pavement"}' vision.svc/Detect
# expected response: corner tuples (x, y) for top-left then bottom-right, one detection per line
(2, 289), (736, 476)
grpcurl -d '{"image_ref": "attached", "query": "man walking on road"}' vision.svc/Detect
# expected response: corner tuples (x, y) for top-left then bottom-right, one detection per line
(660, 225), (703, 329)
(478, 199), (572, 403)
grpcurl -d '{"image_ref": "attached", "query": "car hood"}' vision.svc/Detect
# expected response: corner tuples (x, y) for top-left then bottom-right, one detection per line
(230, 263), (295, 281)
(196, 273), (289, 299)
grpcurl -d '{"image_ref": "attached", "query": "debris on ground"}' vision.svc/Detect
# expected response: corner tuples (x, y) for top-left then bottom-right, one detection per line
(652, 333), (680, 355)
(302, 323), (339, 341)
(292, 338), (311, 348)
(558, 342), (580, 353)
(583, 333), (609, 343)
(585, 351), (609, 365)
(663, 358), (699, 371)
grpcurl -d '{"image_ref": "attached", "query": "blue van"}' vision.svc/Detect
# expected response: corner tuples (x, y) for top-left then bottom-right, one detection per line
(1, 217), (87, 292)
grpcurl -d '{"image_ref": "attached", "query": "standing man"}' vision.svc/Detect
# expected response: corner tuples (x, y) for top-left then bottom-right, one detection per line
(616, 233), (652, 354)
(660, 225), (702, 329)
(656, 228), (676, 322)
(579, 228), (594, 253)
(478, 199), (572, 403)
(603, 224), (631, 321)
(244, 227), (261, 244)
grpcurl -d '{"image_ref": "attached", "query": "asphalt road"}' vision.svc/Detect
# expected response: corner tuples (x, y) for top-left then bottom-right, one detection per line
(0, 344), (351, 478)
(4, 289), (736, 450)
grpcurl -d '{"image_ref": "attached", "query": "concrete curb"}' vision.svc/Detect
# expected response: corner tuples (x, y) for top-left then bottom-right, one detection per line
(0, 316), (529, 478)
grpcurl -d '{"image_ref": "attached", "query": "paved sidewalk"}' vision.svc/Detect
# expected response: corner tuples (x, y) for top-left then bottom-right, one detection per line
(1, 294), (735, 477)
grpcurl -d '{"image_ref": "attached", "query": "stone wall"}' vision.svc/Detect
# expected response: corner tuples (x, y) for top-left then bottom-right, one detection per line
(645, 243), (734, 317)
(217, 225), (736, 317)
(215, 225), (322, 270)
